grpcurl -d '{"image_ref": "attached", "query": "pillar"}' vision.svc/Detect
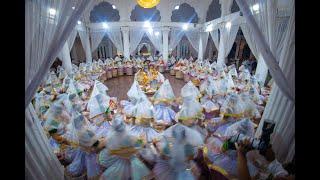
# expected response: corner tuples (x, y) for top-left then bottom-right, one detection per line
(60, 42), (73, 74)
(217, 0), (234, 65)
(84, 29), (92, 63)
(162, 27), (170, 62)
(198, 32), (204, 61)
(217, 28), (226, 64)
(121, 26), (130, 60)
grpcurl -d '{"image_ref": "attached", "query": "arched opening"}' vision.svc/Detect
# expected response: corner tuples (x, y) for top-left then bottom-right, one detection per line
(206, 0), (221, 22)
(130, 5), (161, 21)
(171, 3), (198, 23)
(89, 1), (120, 23)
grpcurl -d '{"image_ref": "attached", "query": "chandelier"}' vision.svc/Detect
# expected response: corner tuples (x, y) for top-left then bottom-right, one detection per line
(137, 0), (160, 8)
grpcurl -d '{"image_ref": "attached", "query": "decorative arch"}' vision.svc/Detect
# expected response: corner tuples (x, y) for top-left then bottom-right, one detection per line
(89, 1), (120, 23)
(231, 0), (240, 13)
(206, 0), (221, 22)
(171, 3), (198, 23)
(130, 5), (161, 21)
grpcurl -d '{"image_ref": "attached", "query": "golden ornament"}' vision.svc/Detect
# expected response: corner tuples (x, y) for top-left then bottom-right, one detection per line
(137, 0), (160, 8)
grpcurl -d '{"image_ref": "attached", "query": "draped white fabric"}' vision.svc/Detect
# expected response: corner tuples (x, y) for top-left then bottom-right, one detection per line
(168, 28), (185, 51)
(198, 32), (209, 60)
(256, 2), (295, 163)
(240, 23), (265, 84)
(57, 28), (78, 73)
(106, 27), (124, 53)
(185, 30), (200, 53)
(25, 1), (92, 178)
(58, 42), (73, 73)
(236, 0), (294, 101)
(246, 0), (291, 85)
(217, 24), (239, 64)
(209, 29), (220, 50)
(26, 104), (64, 180)
(78, 29), (93, 62)
(90, 30), (106, 53)
(240, 24), (259, 60)
(25, 0), (92, 107)
(129, 28), (146, 54)
(146, 30), (163, 54)
(67, 29), (78, 51)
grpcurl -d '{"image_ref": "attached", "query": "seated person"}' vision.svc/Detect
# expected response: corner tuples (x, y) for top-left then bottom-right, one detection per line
(120, 81), (144, 119)
(98, 114), (151, 180)
(152, 79), (176, 128)
(154, 124), (204, 180)
(130, 95), (160, 143)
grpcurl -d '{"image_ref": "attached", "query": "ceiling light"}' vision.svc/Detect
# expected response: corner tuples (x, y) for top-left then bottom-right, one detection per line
(48, 8), (56, 16)
(77, 21), (82, 25)
(155, 31), (160, 36)
(112, 5), (116, 9)
(252, 4), (259, 11)
(182, 23), (188, 31)
(174, 5), (179, 10)
(144, 21), (151, 28)
(72, 6), (75, 10)
(206, 24), (213, 32)
(225, 22), (232, 29)
(102, 22), (109, 29)
(148, 28), (153, 34)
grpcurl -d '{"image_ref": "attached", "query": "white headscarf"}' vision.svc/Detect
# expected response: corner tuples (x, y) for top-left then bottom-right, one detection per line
(153, 79), (175, 102)
(90, 80), (109, 98)
(87, 93), (111, 119)
(181, 81), (200, 100)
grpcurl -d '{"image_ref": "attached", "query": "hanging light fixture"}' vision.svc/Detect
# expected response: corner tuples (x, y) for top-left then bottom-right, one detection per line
(137, 0), (160, 8)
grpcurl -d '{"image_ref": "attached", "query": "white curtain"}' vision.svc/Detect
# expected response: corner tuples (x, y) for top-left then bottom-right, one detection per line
(169, 28), (185, 51)
(240, 23), (265, 84)
(25, 0), (92, 178)
(146, 30), (163, 54)
(25, 0), (92, 107)
(26, 104), (64, 180)
(217, 24), (239, 64)
(57, 28), (78, 73)
(209, 29), (220, 50)
(78, 29), (93, 62)
(185, 30), (200, 53)
(129, 28), (146, 54)
(106, 27), (124, 53)
(67, 28), (78, 51)
(58, 42), (73, 73)
(198, 32), (209, 60)
(256, 2), (295, 163)
(246, 0), (291, 85)
(90, 30), (106, 53)
(240, 24), (259, 59)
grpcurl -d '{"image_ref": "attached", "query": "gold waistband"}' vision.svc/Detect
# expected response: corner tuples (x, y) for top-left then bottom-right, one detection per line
(135, 117), (153, 126)
(178, 111), (203, 122)
(153, 98), (174, 105)
(222, 113), (243, 118)
(109, 147), (138, 159)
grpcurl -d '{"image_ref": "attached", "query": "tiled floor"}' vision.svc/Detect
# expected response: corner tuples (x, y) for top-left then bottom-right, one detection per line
(104, 73), (186, 100)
